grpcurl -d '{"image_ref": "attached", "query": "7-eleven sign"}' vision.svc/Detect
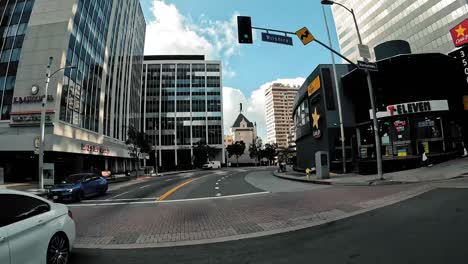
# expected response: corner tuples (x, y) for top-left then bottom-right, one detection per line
(450, 19), (468, 47)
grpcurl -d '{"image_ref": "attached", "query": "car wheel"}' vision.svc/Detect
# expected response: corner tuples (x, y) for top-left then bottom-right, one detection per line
(47, 233), (70, 264)
(75, 191), (83, 202)
(100, 186), (108, 196)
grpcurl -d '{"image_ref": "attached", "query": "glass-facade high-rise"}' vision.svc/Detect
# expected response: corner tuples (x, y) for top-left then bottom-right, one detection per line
(330, 0), (468, 62)
(0, 0), (146, 182)
(0, 0), (35, 121)
(142, 55), (224, 171)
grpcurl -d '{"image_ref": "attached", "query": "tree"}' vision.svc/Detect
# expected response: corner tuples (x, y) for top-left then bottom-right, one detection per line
(262, 143), (277, 166)
(226, 141), (246, 167)
(249, 137), (263, 166)
(193, 139), (216, 168)
(125, 126), (151, 177)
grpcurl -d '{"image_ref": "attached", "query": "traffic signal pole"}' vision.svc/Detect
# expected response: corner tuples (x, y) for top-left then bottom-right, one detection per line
(239, 17), (386, 179)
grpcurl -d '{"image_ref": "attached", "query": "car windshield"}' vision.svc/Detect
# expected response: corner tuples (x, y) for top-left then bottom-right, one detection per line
(62, 174), (86, 184)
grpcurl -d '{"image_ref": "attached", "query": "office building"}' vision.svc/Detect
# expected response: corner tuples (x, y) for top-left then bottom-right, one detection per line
(265, 83), (298, 149)
(330, 0), (468, 62)
(142, 55), (224, 170)
(0, 0), (146, 182)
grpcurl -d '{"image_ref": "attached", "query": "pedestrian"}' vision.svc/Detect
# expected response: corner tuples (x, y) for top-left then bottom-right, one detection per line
(306, 168), (311, 180)
(418, 142), (429, 167)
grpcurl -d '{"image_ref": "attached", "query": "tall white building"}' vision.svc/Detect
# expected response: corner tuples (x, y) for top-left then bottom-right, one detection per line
(264, 83), (299, 149)
(330, 0), (468, 62)
(0, 0), (146, 182)
(227, 111), (257, 165)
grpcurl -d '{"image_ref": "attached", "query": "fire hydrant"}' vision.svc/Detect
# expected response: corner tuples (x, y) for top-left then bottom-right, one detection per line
(305, 168), (311, 180)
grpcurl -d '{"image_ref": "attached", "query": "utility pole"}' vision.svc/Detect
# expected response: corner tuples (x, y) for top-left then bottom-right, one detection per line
(38, 57), (53, 190)
(321, 5), (347, 174)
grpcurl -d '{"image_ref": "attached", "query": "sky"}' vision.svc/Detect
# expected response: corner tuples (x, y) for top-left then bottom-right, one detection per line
(139, 0), (341, 141)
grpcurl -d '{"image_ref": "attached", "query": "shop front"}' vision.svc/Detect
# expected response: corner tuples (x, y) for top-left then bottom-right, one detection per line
(356, 100), (464, 173)
(343, 52), (467, 174)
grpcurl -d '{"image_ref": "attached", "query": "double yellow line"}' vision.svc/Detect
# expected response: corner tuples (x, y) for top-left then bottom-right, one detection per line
(158, 179), (194, 201)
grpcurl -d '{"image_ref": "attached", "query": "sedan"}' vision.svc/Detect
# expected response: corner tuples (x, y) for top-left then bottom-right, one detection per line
(0, 188), (76, 264)
(48, 173), (108, 202)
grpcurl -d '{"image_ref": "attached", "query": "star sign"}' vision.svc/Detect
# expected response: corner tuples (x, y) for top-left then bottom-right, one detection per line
(312, 107), (320, 129)
(455, 24), (466, 38)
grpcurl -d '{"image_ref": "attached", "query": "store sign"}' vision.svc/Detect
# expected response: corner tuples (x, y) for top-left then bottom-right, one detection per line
(450, 19), (468, 47)
(13, 95), (54, 104)
(81, 143), (110, 155)
(307, 76), (321, 96)
(449, 45), (468, 85)
(311, 107), (322, 139)
(10, 111), (54, 126)
(370, 100), (449, 119)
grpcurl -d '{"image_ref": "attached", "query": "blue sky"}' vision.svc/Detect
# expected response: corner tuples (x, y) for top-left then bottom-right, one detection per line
(139, 0), (341, 140)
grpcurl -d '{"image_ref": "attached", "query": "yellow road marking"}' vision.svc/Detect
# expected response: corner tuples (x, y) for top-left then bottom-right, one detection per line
(158, 179), (194, 201)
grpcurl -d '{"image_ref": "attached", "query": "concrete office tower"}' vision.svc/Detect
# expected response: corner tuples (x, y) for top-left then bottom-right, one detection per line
(330, 0), (468, 61)
(142, 55), (224, 170)
(0, 0), (146, 182)
(265, 83), (299, 149)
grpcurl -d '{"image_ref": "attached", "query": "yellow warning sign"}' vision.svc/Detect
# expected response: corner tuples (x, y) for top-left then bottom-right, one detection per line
(295, 27), (314, 45)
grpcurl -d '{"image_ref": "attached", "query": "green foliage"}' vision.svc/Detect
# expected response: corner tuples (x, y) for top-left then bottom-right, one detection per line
(226, 141), (246, 167)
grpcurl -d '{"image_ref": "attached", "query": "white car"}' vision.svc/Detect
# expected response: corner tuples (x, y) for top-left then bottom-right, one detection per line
(0, 189), (76, 264)
(202, 161), (221, 169)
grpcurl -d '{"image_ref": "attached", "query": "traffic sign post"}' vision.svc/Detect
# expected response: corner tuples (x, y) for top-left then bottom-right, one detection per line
(357, 60), (378, 71)
(261, 32), (293, 46)
(295, 27), (314, 45)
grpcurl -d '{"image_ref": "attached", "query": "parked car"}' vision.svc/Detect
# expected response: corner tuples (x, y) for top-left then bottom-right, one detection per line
(0, 188), (76, 264)
(202, 161), (221, 169)
(48, 173), (108, 202)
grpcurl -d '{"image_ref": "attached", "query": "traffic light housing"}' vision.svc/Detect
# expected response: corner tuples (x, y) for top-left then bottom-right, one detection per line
(237, 16), (253, 44)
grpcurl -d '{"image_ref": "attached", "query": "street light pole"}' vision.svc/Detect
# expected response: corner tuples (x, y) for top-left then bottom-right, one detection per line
(38, 57), (53, 190)
(38, 57), (77, 190)
(321, 5), (347, 174)
(320, 0), (383, 179)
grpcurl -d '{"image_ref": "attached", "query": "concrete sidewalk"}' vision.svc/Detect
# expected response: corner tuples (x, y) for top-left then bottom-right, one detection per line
(274, 157), (468, 186)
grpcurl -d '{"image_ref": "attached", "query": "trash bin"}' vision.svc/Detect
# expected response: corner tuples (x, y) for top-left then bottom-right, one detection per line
(315, 151), (329, 179)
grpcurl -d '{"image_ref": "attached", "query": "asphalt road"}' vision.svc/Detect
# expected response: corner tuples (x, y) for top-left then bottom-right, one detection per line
(77, 168), (268, 204)
(71, 188), (468, 264)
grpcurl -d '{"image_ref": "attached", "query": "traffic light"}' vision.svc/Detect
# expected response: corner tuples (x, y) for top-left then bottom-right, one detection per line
(237, 16), (253, 44)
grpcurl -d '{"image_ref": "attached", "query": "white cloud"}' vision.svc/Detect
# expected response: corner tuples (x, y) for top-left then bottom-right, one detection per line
(223, 78), (306, 142)
(144, 0), (240, 77)
(144, 1), (214, 56)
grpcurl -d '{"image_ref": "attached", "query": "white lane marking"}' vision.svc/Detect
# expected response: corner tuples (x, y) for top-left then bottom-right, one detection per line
(165, 179), (173, 182)
(215, 182), (219, 185)
(216, 193), (222, 197)
(83, 197), (158, 203)
(215, 187), (220, 190)
(139, 185), (151, 189)
(68, 192), (270, 207)
(107, 191), (130, 199)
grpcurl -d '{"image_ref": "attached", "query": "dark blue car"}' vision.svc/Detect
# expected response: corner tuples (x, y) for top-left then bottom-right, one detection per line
(48, 173), (108, 202)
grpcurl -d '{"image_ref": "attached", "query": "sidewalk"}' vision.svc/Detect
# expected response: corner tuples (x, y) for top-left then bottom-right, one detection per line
(274, 157), (468, 186)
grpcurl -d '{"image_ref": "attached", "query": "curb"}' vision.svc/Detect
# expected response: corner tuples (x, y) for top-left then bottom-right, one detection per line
(273, 171), (467, 186)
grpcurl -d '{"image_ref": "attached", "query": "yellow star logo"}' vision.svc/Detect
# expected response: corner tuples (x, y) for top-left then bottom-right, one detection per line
(455, 24), (466, 38)
(312, 107), (320, 129)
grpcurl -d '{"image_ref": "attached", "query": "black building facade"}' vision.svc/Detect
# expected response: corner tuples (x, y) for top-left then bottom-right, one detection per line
(294, 51), (467, 174)
(293, 64), (355, 172)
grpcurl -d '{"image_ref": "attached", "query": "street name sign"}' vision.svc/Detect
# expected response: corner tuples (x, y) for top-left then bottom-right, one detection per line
(295, 27), (314, 46)
(357, 60), (378, 71)
(261, 32), (293, 46)
(358, 44), (371, 60)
